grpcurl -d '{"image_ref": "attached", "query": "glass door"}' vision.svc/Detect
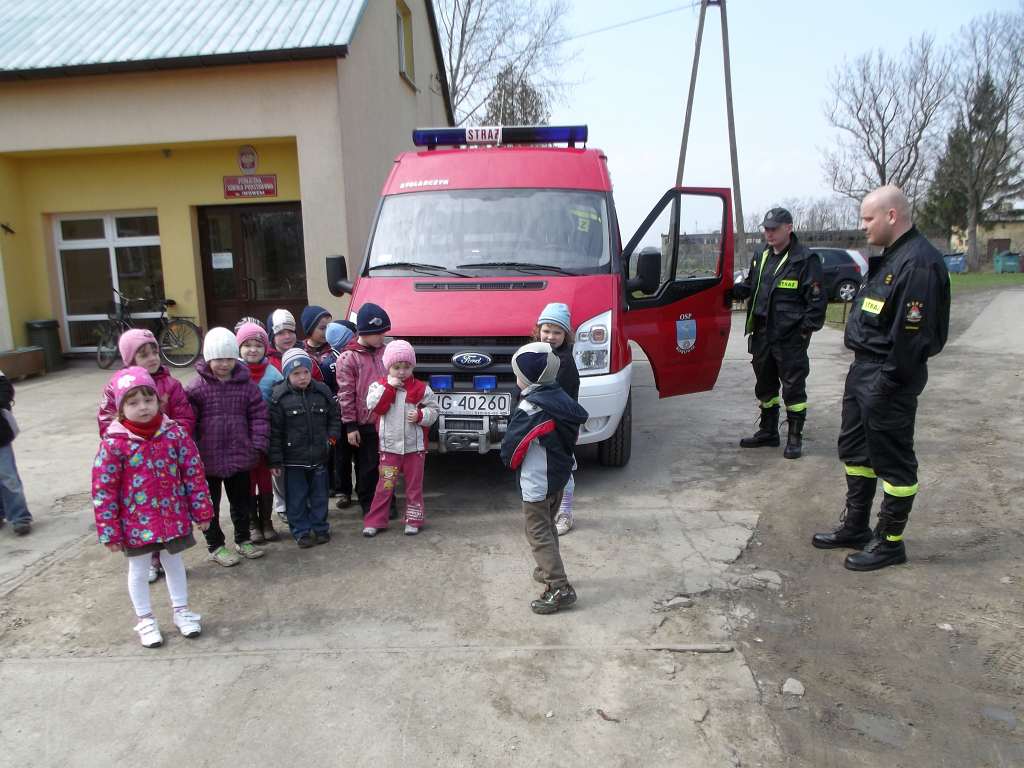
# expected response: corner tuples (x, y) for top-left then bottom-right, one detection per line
(198, 203), (308, 333)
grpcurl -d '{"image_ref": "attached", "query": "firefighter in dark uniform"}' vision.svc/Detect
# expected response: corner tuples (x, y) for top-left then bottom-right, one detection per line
(733, 208), (827, 459)
(812, 185), (950, 571)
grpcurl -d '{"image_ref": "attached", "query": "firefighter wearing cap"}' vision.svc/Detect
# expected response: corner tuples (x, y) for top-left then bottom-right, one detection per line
(812, 185), (950, 571)
(732, 208), (827, 459)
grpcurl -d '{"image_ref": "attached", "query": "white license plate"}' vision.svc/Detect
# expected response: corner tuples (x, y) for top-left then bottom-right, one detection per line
(438, 392), (512, 416)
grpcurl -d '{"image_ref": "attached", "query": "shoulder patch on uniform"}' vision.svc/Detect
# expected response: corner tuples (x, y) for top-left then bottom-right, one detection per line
(906, 301), (923, 323)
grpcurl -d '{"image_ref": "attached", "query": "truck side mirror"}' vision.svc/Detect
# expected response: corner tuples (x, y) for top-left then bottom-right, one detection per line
(327, 255), (353, 296)
(627, 248), (661, 294)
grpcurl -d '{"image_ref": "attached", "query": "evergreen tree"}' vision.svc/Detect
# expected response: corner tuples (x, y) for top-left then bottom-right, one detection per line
(482, 64), (550, 126)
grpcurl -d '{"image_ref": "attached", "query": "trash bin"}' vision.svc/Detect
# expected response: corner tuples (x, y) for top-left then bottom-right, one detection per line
(25, 319), (66, 372)
(993, 251), (1020, 274)
(943, 253), (968, 273)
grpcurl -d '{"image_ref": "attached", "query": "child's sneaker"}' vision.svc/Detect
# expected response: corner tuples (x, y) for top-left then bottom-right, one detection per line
(335, 494), (351, 509)
(235, 541), (266, 559)
(134, 617), (163, 648)
(296, 533), (315, 548)
(362, 527), (378, 538)
(263, 525), (280, 542)
(530, 584), (577, 615)
(208, 546), (240, 567)
(172, 610), (202, 638)
(147, 563), (163, 583)
(404, 524), (419, 536)
(250, 526), (266, 544)
(314, 531), (331, 545)
(555, 509), (574, 536)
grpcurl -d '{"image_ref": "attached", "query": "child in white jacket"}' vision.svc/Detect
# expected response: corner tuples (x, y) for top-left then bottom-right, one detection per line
(363, 341), (439, 536)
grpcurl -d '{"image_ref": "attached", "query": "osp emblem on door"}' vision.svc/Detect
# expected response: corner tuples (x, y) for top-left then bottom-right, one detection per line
(452, 352), (492, 369)
(676, 315), (697, 354)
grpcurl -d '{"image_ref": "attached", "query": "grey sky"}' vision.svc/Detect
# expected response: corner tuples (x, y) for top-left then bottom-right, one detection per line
(547, 0), (1020, 238)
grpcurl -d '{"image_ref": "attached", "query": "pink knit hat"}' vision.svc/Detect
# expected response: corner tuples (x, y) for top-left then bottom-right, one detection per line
(118, 328), (158, 367)
(111, 366), (157, 410)
(235, 322), (269, 351)
(382, 340), (416, 369)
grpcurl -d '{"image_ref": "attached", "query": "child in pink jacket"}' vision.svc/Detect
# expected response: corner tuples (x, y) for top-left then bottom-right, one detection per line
(336, 303), (390, 517)
(92, 367), (214, 648)
(96, 328), (195, 584)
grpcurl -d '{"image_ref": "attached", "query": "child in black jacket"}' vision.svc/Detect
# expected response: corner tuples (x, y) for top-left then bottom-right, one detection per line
(0, 370), (32, 535)
(269, 349), (342, 548)
(500, 343), (588, 615)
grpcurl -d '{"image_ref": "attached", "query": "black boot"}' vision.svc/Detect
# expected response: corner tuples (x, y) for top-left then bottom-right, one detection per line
(740, 405), (781, 448)
(812, 473), (874, 549)
(845, 492), (911, 571)
(783, 410), (805, 459)
(530, 584), (577, 615)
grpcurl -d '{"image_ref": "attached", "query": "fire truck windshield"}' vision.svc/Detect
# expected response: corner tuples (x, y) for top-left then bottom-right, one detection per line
(368, 189), (611, 276)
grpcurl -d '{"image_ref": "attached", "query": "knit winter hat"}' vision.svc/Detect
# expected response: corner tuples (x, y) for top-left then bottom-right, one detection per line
(382, 340), (416, 369)
(235, 322), (269, 352)
(111, 366), (157, 410)
(356, 303), (391, 335)
(203, 327), (240, 362)
(233, 316), (266, 333)
(511, 341), (560, 386)
(118, 328), (158, 367)
(268, 309), (296, 337)
(325, 321), (355, 352)
(537, 302), (572, 335)
(282, 347), (313, 377)
(301, 305), (332, 335)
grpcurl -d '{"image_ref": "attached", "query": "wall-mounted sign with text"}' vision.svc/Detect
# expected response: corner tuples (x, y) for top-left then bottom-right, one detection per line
(224, 175), (278, 199)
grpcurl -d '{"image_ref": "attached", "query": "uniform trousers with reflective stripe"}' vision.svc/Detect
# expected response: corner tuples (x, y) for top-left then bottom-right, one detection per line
(750, 329), (810, 409)
(837, 359), (921, 534)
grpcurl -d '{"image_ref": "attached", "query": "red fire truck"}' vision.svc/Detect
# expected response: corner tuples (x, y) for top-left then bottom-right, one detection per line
(328, 125), (734, 466)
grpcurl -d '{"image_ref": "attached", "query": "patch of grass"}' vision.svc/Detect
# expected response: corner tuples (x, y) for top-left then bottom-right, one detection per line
(949, 272), (1024, 292)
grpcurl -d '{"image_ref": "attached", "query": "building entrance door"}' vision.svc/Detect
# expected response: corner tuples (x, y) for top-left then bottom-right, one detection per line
(198, 202), (308, 335)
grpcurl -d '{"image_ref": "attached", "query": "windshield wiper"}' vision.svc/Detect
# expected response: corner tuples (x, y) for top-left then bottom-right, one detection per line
(457, 261), (576, 275)
(368, 262), (468, 277)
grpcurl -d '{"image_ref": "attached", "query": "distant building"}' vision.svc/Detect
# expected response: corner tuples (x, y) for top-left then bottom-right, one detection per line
(0, 0), (452, 351)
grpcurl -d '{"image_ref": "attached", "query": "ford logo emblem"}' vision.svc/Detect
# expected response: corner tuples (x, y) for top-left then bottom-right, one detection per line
(452, 352), (492, 369)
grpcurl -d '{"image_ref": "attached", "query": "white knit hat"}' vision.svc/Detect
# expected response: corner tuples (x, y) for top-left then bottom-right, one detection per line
(269, 309), (296, 337)
(203, 327), (240, 362)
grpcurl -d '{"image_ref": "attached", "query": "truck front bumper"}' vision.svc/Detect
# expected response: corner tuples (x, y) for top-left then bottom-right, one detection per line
(577, 364), (633, 445)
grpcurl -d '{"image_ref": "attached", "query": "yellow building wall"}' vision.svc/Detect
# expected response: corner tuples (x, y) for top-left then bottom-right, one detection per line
(8, 140), (300, 346)
(951, 221), (1024, 255)
(0, 156), (31, 347)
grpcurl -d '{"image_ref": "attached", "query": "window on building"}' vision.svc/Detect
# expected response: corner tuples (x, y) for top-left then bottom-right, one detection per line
(396, 0), (415, 85)
(55, 212), (165, 350)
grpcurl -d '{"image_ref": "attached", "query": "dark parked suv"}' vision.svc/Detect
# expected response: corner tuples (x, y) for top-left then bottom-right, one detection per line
(811, 248), (863, 302)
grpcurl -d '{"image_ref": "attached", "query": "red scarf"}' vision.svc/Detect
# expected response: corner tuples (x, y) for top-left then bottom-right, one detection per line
(247, 360), (269, 383)
(123, 413), (163, 440)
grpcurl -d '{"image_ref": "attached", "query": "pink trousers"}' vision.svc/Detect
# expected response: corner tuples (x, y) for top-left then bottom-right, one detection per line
(364, 451), (426, 529)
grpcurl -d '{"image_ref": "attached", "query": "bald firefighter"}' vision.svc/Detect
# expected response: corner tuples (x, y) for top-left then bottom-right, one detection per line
(812, 185), (950, 571)
(733, 208), (827, 459)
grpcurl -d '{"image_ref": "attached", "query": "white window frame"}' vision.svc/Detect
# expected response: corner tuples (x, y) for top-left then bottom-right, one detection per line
(53, 210), (163, 352)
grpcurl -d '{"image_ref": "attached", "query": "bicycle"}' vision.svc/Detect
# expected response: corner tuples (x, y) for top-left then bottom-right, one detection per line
(96, 288), (204, 369)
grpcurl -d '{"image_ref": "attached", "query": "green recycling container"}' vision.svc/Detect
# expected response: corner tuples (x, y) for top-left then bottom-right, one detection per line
(25, 319), (66, 372)
(993, 251), (1020, 273)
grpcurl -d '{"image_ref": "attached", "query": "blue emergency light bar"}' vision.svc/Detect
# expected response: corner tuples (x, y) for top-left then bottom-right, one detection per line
(473, 375), (497, 392)
(412, 125), (588, 149)
(429, 374), (453, 392)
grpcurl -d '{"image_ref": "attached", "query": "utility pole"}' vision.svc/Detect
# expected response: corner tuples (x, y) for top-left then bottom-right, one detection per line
(676, 0), (746, 245)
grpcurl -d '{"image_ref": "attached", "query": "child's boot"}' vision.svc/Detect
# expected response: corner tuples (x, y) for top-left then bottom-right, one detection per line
(258, 494), (280, 542)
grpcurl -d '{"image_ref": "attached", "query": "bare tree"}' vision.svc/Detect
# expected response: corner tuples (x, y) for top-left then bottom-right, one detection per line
(949, 10), (1024, 270)
(435, 0), (572, 125)
(822, 35), (951, 207)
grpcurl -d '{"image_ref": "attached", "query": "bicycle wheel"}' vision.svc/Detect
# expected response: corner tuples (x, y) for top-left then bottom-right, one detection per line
(159, 319), (203, 367)
(96, 323), (121, 369)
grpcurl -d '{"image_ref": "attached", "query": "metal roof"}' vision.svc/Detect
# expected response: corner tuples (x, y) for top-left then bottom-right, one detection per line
(0, 0), (368, 79)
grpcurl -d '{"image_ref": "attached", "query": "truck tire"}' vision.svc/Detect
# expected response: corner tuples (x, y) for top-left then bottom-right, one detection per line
(598, 393), (632, 467)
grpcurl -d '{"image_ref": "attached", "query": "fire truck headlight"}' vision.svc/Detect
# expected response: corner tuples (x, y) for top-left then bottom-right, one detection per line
(574, 310), (611, 376)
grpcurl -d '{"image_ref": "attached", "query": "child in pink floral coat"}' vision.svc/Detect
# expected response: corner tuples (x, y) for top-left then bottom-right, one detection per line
(92, 367), (214, 648)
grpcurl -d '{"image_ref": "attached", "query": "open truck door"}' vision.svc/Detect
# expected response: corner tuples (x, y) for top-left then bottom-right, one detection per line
(622, 188), (735, 397)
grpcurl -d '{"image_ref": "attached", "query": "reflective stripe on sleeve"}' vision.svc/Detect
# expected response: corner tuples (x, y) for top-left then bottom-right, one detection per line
(882, 481), (918, 497)
(844, 465), (877, 479)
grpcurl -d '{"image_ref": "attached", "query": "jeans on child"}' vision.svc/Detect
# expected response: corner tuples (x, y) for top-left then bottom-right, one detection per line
(365, 451), (425, 530)
(284, 465), (329, 539)
(0, 444), (31, 525)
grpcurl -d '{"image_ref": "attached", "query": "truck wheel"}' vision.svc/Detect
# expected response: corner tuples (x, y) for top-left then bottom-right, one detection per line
(598, 394), (632, 467)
